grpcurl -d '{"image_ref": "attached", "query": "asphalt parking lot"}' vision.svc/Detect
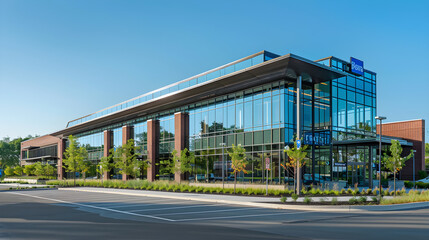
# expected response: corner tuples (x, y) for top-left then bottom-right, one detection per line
(1, 189), (429, 240)
(4, 189), (311, 223)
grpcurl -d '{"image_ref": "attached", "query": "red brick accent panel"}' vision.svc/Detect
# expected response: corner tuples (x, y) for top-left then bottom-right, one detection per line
(147, 120), (159, 182)
(174, 112), (189, 182)
(20, 135), (64, 179)
(377, 119), (426, 180)
(57, 138), (66, 180)
(103, 130), (112, 180)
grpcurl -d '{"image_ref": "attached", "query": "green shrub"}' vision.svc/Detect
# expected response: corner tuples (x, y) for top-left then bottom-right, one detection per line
(340, 189), (346, 195)
(347, 188), (353, 194)
(291, 193), (298, 202)
(365, 189), (372, 195)
(371, 196), (379, 203)
(280, 196), (287, 203)
(349, 197), (358, 204)
(303, 197), (312, 204)
(404, 181), (414, 188)
(331, 197), (338, 205)
(320, 197), (327, 203)
(418, 170), (428, 179)
(352, 189), (360, 196)
(358, 196), (367, 203)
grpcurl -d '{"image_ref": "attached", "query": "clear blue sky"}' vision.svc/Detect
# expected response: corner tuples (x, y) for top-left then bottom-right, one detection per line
(1, 0), (428, 142)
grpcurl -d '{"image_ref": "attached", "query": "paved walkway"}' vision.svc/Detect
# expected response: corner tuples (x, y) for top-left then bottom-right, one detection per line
(0, 183), (49, 190)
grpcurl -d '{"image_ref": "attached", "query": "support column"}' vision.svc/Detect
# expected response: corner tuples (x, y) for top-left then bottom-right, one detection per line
(296, 75), (302, 194)
(147, 119), (159, 182)
(122, 125), (133, 180)
(103, 130), (112, 181)
(174, 112), (189, 182)
(57, 138), (66, 180)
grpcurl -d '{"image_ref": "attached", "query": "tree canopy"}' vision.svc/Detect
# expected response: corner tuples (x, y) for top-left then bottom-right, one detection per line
(0, 136), (34, 169)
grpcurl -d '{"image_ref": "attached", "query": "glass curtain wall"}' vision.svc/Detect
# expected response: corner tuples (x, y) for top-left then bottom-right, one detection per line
(188, 79), (297, 184)
(331, 57), (377, 186)
(158, 115), (175, 180)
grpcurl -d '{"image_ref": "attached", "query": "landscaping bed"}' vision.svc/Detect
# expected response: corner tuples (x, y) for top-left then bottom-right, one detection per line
(46, 179), (410, 198)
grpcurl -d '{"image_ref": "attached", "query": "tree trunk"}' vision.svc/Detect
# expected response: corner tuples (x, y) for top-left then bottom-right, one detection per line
(251, 161), (254, 184)
(293, 167), (296, 194)
(234, 171), (237, 194)
(394, 171), (396, 197)
(206, 158), (209, 183)
(297, 166), (302, 195)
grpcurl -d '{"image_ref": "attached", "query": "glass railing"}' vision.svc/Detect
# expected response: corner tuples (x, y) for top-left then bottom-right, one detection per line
(67, 51), (280, 128)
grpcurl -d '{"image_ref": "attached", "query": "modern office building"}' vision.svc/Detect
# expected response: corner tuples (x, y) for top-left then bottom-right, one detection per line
(20, 50), (425, 187)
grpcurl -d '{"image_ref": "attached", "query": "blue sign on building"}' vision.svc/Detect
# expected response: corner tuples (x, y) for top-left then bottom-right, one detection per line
(303, 131), (331, 146)
(350, 57), (364, 76)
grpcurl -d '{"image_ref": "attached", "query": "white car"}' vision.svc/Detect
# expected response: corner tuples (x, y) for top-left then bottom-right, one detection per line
(416, 177), (429, 184)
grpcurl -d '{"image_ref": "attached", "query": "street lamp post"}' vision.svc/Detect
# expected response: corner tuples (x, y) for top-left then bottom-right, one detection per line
(220, 143), (226, 189)
(413, 150), (417, 189)
(375, 116), (386, 195)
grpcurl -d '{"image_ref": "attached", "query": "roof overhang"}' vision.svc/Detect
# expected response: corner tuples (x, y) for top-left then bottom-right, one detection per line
(51, 53), (345, 137)
(333, 137), (414, 147)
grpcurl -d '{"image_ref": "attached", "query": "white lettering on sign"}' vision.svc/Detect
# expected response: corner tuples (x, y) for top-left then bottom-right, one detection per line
(351, 61), (363, 73)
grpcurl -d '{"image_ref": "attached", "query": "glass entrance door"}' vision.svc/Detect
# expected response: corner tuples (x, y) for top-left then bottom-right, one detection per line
(347, 163), (365, 187)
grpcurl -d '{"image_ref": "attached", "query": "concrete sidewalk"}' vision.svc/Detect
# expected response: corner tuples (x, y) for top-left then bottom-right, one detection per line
(0, 183), (50, 190)
(59, 187), (429, 212)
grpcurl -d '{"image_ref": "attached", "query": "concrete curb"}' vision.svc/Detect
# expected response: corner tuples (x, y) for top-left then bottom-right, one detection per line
(59, 187), (429, 213)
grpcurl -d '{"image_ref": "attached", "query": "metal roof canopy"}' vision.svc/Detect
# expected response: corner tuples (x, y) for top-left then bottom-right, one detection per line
(333, 136), (414, 147)
(51, 53), (346, 137)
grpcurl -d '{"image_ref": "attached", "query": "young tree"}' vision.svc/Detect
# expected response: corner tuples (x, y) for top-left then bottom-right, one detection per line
(80, 161), (92, 183)
(228, 144), (248, 194)
(44, 164), (56, 176)
(162, 148), (194, 184)
(33, 162), (45, 176)
(113, 139), (141, 180)
(383, 139), (413, 196)
(63, 135), (88, 186)
(23, 164), (35, 176)
(283, 138), (308, 195)
(4, 166), (14, 176)
(97, 153), (114, 182)
(14, 166), (23, 176)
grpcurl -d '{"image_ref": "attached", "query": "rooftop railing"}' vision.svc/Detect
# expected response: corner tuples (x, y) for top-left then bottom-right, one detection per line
(67, 51), (279, 128)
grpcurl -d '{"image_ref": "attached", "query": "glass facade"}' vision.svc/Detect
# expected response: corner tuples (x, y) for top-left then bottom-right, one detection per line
(187, 80), (298, 183)
(63, 53), (377, 186)
(328, 57), (377, 187)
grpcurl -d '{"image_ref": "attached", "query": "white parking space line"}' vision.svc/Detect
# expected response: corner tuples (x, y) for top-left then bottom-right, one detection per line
(128, 203), (230, 213)
(174, 211), (308, 222)
(99, 200), (192, 209)
(154, 207), (257, 216)
(88, 198), (182, 208)
(6, 192), (176, 222)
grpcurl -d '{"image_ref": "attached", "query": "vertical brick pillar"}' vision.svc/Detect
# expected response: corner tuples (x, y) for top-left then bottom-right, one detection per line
(147, 119), (159, 182)
(57, 138), (66, 180)
(122, 125), (133, 180)
(103, 130), (112, 180)
(174, 112), (189, 182)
